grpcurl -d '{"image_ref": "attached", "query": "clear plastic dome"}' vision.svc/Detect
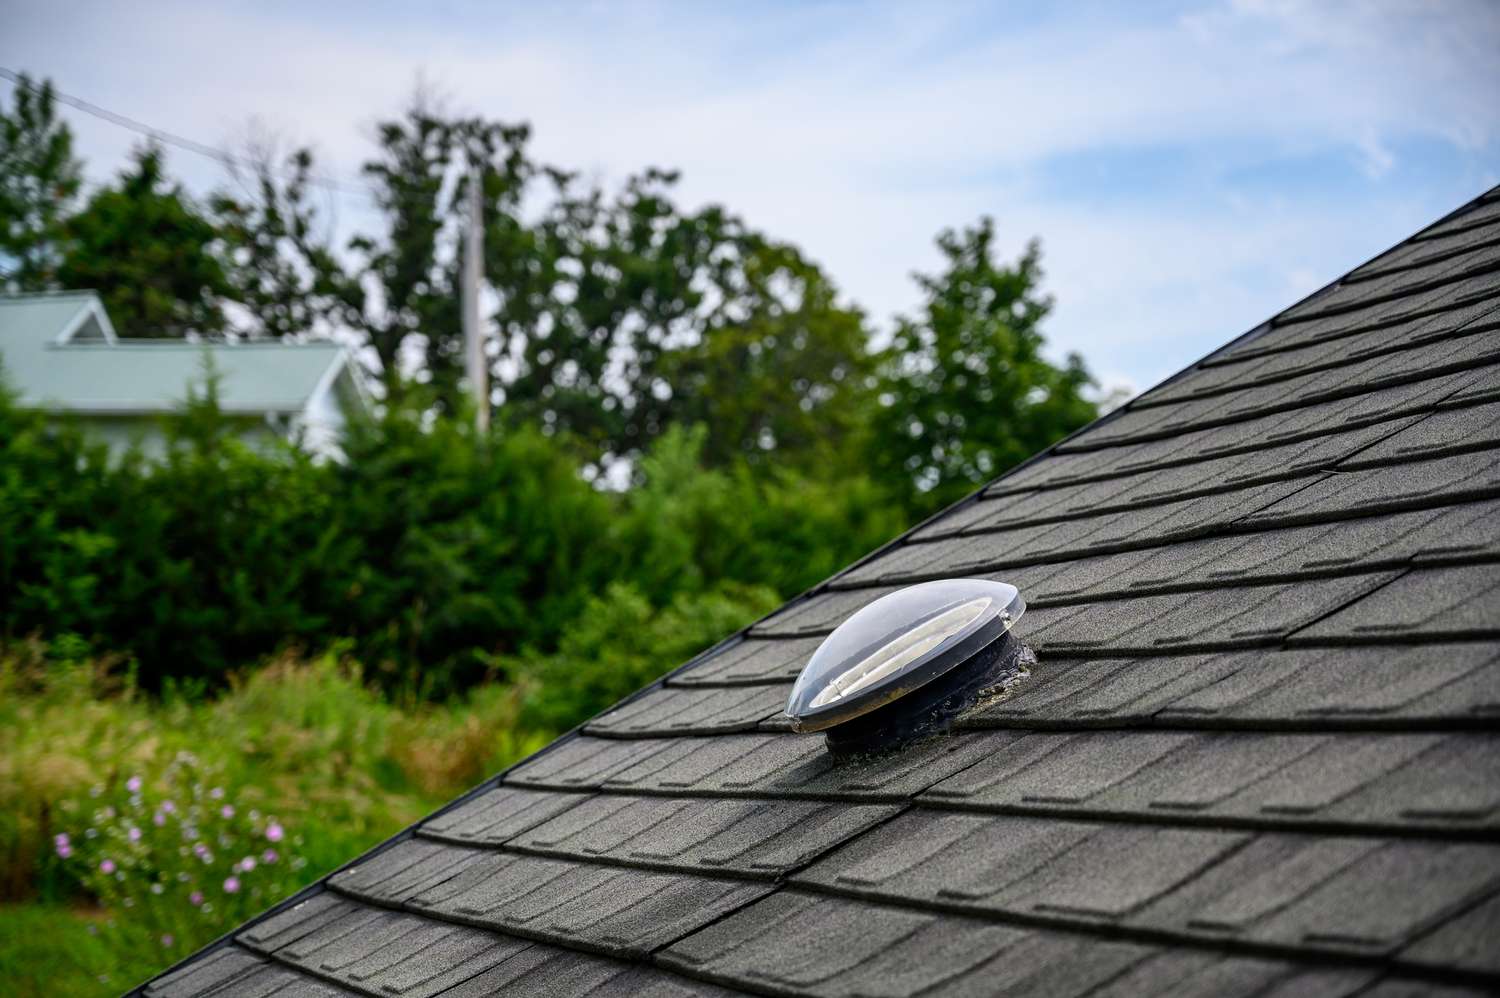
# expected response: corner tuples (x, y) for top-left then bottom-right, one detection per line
(785, 578), (1024, 732)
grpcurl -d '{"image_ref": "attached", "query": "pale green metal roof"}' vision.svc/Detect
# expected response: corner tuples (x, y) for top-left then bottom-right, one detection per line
(0, 292), (357, 415)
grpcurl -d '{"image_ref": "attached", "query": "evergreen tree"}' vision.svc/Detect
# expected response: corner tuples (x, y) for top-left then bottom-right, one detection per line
(0, 73), (83, 290)
(58, 145), (233, 338)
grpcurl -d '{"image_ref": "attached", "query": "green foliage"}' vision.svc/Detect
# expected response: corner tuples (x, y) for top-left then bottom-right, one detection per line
(48, 751), (302, 959)
(513, 581), (779, 733)
(0, 378), (900, 696)
(874, 218), (1098, 515)
(212, 146), (350, 341)
(0, 645), (550, 996)
(0, 75), (1099, 507)
(57, 146), (234, 338)
(0, 73), (83, 291)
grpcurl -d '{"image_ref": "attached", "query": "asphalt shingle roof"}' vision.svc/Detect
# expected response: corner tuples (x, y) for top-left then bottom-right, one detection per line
(137, 186), (1500, 997)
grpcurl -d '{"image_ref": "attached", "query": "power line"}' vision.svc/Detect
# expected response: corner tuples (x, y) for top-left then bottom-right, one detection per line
(0, 66), (377, 201)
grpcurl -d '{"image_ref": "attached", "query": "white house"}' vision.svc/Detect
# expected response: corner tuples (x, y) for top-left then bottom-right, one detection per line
(0, 291), (368, 459)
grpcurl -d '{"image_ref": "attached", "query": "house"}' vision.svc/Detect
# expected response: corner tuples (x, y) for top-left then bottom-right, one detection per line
(136, 187), (1500, 996)
(0, 291), (367, 459)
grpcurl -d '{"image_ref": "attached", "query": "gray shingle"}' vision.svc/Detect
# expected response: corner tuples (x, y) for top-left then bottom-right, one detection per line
(669, 635), (821, 686)
(142, 946), (270, 998)
(1018, 573), (1397, 654)
(798, 811), (1500, 970)
(592, 730), (999, 801)
(1260, 841), (1500, 954)
(586, 684), (786, 735)
(831, 537), (968, 586)
(1415, 197), (1500, 243)
(503, 736), (675, 791)
(409, 944), (737, 998)
(274, 905), (521, 998)
(1244, 447), (1500, 524)
(1297, 564), (1500, 641)
(237, 890), (359, 953)
(402, 851), (769, 957)
(959, 644), (1500, 728)
(1278, 242), (1500, 325)
(420, 786), (588, 845)
(510, 792), (899, 877)
(1401, 891), (1500, 976)
(1093, 954), (1372, 998)
(751, 585), (900, 638)
(327, 838), (487, 905)
(924, 729), (1499, 832)
(660, 890), (1153, 998)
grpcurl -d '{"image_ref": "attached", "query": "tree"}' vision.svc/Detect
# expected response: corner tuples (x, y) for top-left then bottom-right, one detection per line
(0, 73), (83, 290)
(873, 217), (1096, 514)
(335, 96), (881, 472)
(662, 238), (876, 472)
(57, 145), (234, 338)
(213, 144), (350, 342)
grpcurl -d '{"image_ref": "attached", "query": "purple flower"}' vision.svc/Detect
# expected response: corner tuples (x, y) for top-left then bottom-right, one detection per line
(54, 833), (69, 849)
(262, 849), (278, 864)
(222, 876), (240, 894)
(193, 842), (208, 857)
(189, 890), (204, 906)
(162, 800), (176, 814)
(209, 787), (224, 800)
(160, 934), (174, 948)
(99, 859), (116, 875)
(239, 856), (256, 872)
(220, 804), (235, 819)
(126, 776), (143, 793)
(153, 812), (166, 827)
(56, 842), (72, 859)
(127, 827), (141, 843)
(264, 823), (284, 843)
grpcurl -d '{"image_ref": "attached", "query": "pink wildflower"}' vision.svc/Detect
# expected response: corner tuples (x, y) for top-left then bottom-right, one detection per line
(162, 801), (176, 814)
(160, 934), (174, 947)
(189, 891), (204, 906)
(239, 856), (256, 872)
(153, 812), (166, 827)
(56, 842), (72, 859)
(99, 859), (116, 875)
(262, 849), (278, 864)
(220, 804), (235, 819)
(264, 823), (284, 842)
(126, 776), (143, 793)
(222, 876), (240, 894)
(127, 827), (141, 843)
(209, 787), (224, 800)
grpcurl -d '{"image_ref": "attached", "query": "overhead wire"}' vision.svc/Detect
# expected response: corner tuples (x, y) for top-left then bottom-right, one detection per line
(0, 66), (378, 202)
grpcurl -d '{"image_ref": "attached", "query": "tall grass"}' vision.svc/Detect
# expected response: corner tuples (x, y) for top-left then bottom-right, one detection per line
(0, 642), (552, 997)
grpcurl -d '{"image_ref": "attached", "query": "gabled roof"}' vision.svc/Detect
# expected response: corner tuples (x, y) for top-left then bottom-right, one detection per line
(0, 291), (361, 416)
(137, 186), (1500, 998)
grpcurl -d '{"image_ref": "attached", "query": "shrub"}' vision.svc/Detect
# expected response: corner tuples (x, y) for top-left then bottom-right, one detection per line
(0, 376), (906, 695)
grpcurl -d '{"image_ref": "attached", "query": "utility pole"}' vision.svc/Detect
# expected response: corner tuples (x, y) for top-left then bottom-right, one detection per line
(462, 165), (489, 433)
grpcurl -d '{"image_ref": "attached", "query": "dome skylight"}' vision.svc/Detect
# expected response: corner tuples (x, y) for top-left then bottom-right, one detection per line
(786, 578), (1027, 754)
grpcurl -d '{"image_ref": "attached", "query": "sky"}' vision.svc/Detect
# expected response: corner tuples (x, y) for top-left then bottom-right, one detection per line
(4, 0), (1498, 398)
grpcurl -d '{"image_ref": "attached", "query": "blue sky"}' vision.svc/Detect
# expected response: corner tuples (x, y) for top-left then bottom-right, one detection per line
(4, 0), (1498, 397)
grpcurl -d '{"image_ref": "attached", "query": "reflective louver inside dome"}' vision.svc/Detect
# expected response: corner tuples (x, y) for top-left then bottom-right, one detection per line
(785, 578), (1026, 748)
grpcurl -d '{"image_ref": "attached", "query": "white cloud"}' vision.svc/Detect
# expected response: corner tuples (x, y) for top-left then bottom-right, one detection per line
(3, 0), (1496, 391)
